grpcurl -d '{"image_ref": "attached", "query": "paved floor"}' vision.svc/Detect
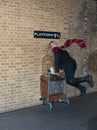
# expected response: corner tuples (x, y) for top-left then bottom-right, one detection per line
(0, 92), (97, 130)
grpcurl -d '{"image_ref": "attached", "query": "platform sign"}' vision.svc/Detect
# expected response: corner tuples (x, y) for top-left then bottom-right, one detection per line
(33, 31), (61, 39)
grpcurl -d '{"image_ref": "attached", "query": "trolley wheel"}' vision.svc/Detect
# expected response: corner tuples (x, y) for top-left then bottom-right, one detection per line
(47, 102), (53, 110)
(63, 98), (70, 105)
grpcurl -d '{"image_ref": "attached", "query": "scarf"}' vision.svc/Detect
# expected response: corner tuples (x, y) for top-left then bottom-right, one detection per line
(64, 38), (86, 48)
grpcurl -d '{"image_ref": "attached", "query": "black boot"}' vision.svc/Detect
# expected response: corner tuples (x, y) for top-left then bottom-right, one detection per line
(86, 75), (94, 88)
(74, 84), (87, 96)
(80, 87), (87, 96)
(67, 77), (87, 85)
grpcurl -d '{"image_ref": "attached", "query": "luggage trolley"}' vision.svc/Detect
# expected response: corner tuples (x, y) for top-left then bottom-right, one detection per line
(40, 70), (69, 110)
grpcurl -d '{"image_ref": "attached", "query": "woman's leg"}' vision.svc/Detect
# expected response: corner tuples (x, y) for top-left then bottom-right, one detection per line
(64, 61), (94, 89)
(67, 75), (94, 88)
(67, 79), (87, 96)
(64, 61), (87, 96)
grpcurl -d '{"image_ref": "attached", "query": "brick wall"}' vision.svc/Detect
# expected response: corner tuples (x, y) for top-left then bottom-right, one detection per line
(0, 0), (97, 113)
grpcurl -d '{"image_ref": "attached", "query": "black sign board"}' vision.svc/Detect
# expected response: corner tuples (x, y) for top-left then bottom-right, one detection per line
(33, 31), (61, 39)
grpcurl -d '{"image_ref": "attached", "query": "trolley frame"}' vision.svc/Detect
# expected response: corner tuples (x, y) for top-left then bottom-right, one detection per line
(40, 71), (69, 110)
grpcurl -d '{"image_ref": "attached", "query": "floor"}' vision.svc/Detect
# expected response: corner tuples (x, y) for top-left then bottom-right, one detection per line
(0, 92), (97, 130)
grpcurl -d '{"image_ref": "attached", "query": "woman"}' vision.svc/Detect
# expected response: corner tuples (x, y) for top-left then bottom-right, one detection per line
(49, 41), (94, 96)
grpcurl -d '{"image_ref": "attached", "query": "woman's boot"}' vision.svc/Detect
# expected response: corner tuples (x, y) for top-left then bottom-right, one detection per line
(86, 75), (94, 87)
(80, 87), (87, 96)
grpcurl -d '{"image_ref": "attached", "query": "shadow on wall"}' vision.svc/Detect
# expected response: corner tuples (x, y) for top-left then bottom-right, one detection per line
(88, 51), (97, 71)
(88, 115), (97, 130)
